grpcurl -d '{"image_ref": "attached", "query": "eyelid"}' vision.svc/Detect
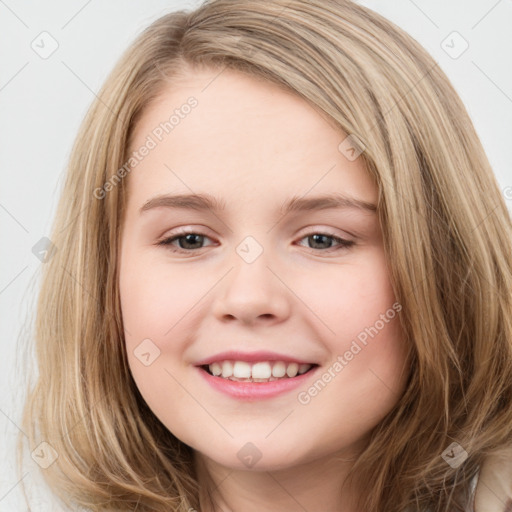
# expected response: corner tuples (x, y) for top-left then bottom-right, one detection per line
(157, 225), (214, 241)
(296, 225), (353, 239)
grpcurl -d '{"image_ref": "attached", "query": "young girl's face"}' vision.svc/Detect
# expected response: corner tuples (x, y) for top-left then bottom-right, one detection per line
(119, 67), (409, 472)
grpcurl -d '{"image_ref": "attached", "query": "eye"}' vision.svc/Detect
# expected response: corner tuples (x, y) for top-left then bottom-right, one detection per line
(156, 229), (354, 255)
(157, 230), (215, 253)
(296, 232), (354, 253)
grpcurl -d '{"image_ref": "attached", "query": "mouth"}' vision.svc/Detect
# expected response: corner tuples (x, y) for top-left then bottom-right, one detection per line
(199, 360), (319, 383)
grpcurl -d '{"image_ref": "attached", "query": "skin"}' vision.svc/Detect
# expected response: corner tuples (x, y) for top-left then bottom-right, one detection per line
(119, 66), (410, 512)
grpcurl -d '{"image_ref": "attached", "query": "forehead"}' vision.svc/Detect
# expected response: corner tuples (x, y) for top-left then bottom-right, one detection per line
(125, 67), (376, 210)
(131, 67), (337, 151)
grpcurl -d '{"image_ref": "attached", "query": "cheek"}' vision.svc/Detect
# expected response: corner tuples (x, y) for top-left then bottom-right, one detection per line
(307, 250), (398, 342)
(119, 245), (217, 394)
(119, 255), (196, 341)
(119, 255), (191, 415)
(302, 251), (407, 402)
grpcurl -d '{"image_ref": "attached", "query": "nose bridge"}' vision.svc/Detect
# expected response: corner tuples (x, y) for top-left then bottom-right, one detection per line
(212, 233), (291, 323)
(229, 233), (277, 297)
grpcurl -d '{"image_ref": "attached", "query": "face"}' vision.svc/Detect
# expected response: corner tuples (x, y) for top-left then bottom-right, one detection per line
(119, 67), (409, 473)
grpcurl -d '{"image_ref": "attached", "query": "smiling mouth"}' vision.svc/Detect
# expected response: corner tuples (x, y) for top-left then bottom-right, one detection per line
(200, 361), (318, 382)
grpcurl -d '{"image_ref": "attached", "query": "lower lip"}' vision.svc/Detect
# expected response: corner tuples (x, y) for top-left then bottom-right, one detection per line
(196, 366), (319, 400)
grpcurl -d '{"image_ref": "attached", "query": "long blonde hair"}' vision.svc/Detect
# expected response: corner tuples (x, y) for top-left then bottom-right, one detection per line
(20, 0), (512, 510)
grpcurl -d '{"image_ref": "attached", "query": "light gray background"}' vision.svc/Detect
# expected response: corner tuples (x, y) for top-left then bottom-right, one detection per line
(1, 1), (511, 510)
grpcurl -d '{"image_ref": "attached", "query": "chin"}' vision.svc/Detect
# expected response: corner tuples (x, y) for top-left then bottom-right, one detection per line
(198, 442), (310, 473)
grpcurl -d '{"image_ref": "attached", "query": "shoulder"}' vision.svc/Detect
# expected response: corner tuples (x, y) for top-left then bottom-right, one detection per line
(474, 449), (512, 512)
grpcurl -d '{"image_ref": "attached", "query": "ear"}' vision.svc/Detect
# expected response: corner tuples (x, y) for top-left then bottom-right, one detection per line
(474, 447), (512, 512)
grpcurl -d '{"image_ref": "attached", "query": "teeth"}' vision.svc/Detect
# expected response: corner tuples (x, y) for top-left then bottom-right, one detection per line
(221, 361), (233, 378)
(252, 362), (272, 379)
(210, 362), (222, 376)
(272, 361), (286, 378)
(286, 362), (299, 378)
(298, 363), (310, 375)
(233, 361), (251, 378)
(207, 360), (313, 380)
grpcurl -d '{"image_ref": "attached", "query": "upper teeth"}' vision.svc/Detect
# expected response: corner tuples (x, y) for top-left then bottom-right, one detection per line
(208, 361), (313, 379)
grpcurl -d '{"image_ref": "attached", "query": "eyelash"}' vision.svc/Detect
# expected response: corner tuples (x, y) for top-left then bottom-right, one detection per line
(156, 229), (355, 255)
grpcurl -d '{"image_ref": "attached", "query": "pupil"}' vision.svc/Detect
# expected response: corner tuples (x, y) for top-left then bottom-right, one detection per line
(181, 234), (203, 249)
(310, 234), (331, 249)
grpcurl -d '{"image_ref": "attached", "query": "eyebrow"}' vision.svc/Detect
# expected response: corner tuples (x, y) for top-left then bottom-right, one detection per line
(139, 192), (377, 215)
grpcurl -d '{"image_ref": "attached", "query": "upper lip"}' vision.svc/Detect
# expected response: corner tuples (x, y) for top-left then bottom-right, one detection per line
(194, 350), (317, 366)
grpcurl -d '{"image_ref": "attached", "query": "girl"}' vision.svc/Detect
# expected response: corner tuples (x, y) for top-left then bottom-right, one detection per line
(20, 0), (512, 511)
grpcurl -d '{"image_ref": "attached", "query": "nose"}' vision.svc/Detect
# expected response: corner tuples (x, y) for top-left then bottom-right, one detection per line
(211, 248), (292, 326)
